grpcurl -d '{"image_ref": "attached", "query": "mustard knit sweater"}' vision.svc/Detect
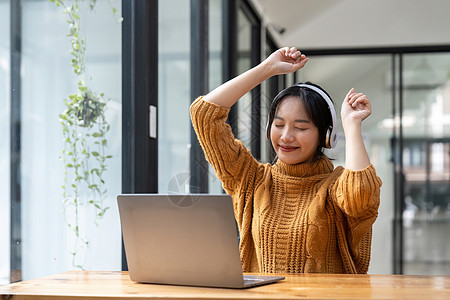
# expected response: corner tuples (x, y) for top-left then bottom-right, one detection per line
(190, 97), (382, 274)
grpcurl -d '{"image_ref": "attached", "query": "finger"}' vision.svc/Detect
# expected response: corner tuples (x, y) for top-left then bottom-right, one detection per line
(297, 55), (309, 64)
(290, 57), (309, 72)
(349, 93), (364, 104)
(294, 53), (307, 64)
(352, 96), (370, 108)
(345, 88), (355, 101)
(351, 96), (366, 106)
(289, 50), (300, 60)
(289, 47), (299, 57)
(345, 88), (355, 99)
(296, 56), (309, 68)
(350, 93), (364, 100)
(291, 51), (303, 60)
(355, 100), (372, 115)
(281, 46), (290, 56)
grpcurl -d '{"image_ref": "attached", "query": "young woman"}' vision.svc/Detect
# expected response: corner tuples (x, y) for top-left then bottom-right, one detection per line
(190, 47), (382, 274)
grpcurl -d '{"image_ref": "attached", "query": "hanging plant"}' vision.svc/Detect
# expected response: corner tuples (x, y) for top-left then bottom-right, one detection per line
(50, 0), (121, 270)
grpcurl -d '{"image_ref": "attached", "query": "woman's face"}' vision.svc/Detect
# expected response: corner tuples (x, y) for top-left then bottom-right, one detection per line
(270, 96), (320, 164)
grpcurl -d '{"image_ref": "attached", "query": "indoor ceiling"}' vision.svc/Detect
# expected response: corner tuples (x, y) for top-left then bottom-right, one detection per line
(252, 0), (450, 50)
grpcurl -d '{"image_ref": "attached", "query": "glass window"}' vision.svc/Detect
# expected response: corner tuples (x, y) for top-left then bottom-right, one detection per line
(298, 54), (395, 274)
(158, 0), (191, 194)
(0, 0), (10, 286)
(402, 53), (450, 275)
(20, 0), (122, 280)
(209, 0), (223, 92)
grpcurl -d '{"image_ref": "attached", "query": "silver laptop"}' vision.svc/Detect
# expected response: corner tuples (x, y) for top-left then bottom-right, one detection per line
(117, 194), (285, 288)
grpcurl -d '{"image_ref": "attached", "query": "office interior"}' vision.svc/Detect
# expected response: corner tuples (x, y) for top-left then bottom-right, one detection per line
(1, 0), (450, 284)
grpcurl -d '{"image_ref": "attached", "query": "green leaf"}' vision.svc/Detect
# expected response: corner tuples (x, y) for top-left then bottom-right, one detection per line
(98, 207), (110, 217)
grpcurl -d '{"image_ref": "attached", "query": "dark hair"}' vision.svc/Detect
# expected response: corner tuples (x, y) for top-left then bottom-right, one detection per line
(266, 81), (334, 162)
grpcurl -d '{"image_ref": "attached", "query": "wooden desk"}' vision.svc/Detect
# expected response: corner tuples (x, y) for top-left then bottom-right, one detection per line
(0, 271), (449, 300)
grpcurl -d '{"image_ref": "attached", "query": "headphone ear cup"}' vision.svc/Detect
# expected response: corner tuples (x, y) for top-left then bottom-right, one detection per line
(325, 127), (331, 149)
(295, 83), (338, 149)
(325, 126), (332, 149)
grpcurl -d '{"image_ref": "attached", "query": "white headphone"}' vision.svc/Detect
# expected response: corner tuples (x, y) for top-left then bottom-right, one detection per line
(266, 83), (338, 149)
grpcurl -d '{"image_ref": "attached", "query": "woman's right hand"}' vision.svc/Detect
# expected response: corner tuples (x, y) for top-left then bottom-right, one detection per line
(263, 47), (309, 76)
(202, 47), (307, 108)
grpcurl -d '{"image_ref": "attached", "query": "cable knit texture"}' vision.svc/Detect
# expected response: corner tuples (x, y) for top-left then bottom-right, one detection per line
(190, 96), (382, 274)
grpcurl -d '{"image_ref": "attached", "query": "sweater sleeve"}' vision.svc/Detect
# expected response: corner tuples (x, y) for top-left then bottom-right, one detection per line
(331, 164), (382, 273)
(333, 164), (382, 218)
(190, 96), (261, 194)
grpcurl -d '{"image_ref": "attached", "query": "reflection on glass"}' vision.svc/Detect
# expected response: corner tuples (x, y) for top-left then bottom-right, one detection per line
(261, 41), (279, 163)
(402, 53), (450, 275)
(236, 8), (252, 149)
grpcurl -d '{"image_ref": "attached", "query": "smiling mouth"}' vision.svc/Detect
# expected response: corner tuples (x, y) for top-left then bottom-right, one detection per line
(279, 145), (299, 152)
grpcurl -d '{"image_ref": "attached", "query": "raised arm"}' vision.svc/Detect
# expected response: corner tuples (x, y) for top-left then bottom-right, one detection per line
(341, 88), (372, 171)
(203, 47), (309, 108)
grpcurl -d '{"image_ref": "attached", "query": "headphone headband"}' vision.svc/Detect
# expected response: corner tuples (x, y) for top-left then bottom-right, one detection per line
(294, 83), (337, 148)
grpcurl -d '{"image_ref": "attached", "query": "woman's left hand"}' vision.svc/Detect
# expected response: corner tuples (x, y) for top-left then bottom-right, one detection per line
(341, 88), (372, 170)
(341, 88), (372, 127)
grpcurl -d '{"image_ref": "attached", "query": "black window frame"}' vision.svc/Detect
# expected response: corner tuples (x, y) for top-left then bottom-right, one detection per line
(190, 0), (210, 194)
(10, 0), (22, 283)
(121, 0), (159, 270)
(239, 0), (262, 160)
